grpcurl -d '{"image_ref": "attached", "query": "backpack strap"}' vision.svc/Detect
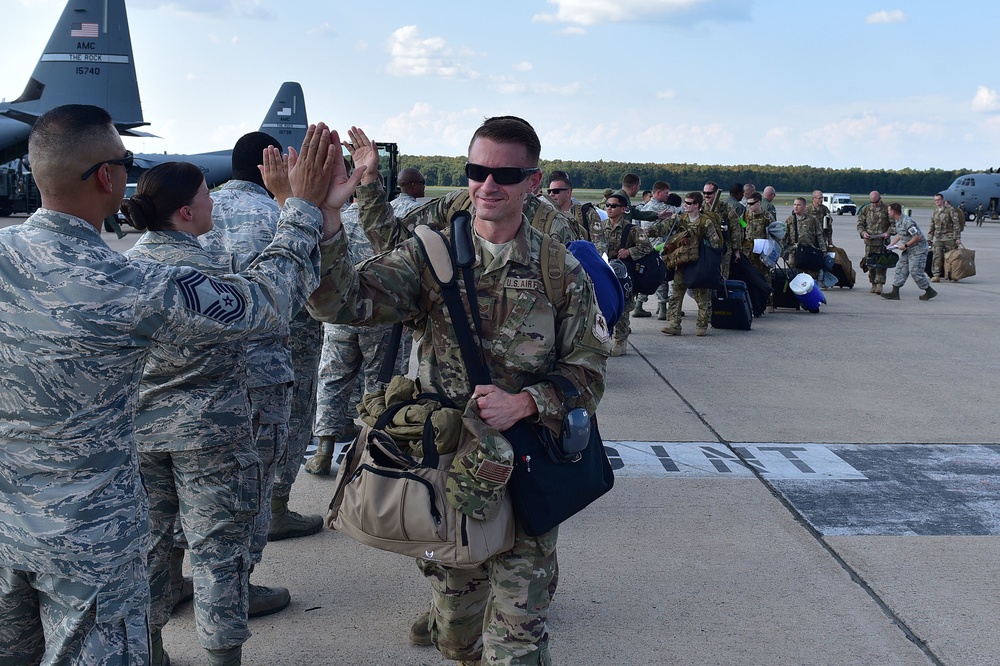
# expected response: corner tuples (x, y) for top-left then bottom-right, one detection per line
(413, 218), (492, 388)
(539, 233), (567, 313)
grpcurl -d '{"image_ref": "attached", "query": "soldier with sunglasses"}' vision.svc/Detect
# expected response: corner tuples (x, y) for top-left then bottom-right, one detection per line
(311, 117), (610, 665)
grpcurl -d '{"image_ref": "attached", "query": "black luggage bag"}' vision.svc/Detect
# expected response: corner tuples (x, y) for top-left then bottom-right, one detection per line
(770, 266), (801, 310)
(711, 280), (752, 331)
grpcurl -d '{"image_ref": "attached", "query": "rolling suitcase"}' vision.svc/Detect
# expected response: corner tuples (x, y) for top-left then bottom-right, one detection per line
(827, 245), (855, 289)
(770, 266), (800, 310)
(711, 280), (752, 331)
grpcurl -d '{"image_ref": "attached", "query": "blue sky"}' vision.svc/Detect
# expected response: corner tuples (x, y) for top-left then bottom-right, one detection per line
(4, 0), (1000, 171)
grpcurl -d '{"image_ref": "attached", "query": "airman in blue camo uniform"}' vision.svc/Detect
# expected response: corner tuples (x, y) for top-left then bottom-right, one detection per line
(123, 161), (259, 666)
(203, 133), (325, 619)
(0, 106), (330, 666)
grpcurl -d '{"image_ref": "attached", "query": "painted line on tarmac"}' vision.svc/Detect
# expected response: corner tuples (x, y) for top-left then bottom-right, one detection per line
(604, 441), (866, 480)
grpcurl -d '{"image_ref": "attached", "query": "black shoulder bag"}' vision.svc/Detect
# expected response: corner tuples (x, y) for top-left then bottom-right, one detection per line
(620, 223), (667, 295)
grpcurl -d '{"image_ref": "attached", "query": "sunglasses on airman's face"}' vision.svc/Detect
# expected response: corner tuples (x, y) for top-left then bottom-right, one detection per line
(464, 163), (540, 185)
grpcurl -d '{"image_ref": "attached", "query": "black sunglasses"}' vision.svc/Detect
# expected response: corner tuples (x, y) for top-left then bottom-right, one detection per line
(81, 150), (134, 181)
(547, 187), (569, 195)
(606, 203), (623, 209)
(465, 162), (540, 185)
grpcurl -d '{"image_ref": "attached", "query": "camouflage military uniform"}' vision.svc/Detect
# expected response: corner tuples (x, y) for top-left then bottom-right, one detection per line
(890, 214), (931, 290)
(637, 198), (678, 312)
(568, 201), (602, 246)
(660, 213), (722, 333)
(857, 200), (892, 288)
(274, 309), (322, 495)
(391, 191), (423, 218)
(808, 203), (833, 246)
(704, 199), (742, 278)
(207, 180), (295, 564)
(124, 230), (257, 652)
(0, 204), (320, 665)
(761, 197), (777, 222)
(604, 216), (655, 345)
(314, 205), (409, 442)
(928, 204), (962, 280)
(744, 208), (774, 276)
(308, 181), (610, 665)
(785, 212), (828, 278)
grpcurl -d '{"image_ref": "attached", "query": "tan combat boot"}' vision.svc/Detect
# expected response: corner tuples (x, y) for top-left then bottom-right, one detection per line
(304, 436), (336, 475)
(206, 646), (241, 666)
(267, 495), (323, 541)
(408, 611), (433, 647)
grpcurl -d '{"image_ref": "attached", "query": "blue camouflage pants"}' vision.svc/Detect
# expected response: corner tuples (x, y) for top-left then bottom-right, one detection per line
(418, 525), (558, 665)
(314, 323), (409, 438)
(249, 383), (292, 563)
(273, 319), (322, 499)
(892, 249), (931, 290)
(141, 446), (257, 650)
(0, 558), (149, 666)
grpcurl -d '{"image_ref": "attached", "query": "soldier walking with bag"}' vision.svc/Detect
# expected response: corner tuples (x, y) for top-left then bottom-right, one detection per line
(307, 118), (610, 665)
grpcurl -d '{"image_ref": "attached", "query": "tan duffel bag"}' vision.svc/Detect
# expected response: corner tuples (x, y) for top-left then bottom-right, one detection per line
(945, 245), (976, 281)
(327, 392), (515, 569)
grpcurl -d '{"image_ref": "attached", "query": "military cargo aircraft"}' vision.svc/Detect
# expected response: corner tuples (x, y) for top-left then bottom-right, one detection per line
(1, 0), (309, 218)
(939, 172), (1000, 219)
(129, 81), (308, 188)
(0, 0), (149, 165)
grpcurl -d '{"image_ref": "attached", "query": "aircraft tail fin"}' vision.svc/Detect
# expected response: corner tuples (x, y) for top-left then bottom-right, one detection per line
(258, 82), (307, 152)
(8, 0), (146, 133)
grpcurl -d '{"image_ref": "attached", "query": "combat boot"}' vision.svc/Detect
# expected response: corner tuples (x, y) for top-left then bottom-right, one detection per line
(206, 646), (242, 666)
(930, 276), (941, 283)
(656, 302), (667, 320)
(875, 283), (883, 294)
(248, 582), (291, 618)
(408, 611), (433, 647)
(267, 495), (323, 541)
(632, 302), (651, 318)
(151, 631), (171, 666)
(169, 547), (194, 611)
(920, 286), (938, 300)
(610, 338), (627, 356)
(661, 325), (681, 336)
(304, 436), (336, 476)
(881, 285), (900, 300)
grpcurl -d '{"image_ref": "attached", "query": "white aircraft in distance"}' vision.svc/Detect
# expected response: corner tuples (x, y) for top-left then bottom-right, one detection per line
(939, 172), (1000, 219)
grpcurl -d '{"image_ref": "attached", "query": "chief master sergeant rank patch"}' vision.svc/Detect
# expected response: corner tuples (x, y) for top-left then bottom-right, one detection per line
(175, 272), (248, 324)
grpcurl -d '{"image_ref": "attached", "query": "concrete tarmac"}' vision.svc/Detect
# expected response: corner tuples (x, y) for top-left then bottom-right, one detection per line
(6, 208), (998, 665)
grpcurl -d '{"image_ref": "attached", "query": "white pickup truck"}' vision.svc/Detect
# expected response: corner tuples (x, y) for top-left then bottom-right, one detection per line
(823, 193), (857, 216)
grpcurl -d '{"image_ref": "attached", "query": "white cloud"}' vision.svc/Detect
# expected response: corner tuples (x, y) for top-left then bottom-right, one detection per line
(513, 61), (533, 72)
(533, 0), (738, 27)
(306, 22), (333, 37)
(558, 26), (588, 35)
(655, 90), (677, 100)
(378, 103), (483, 155)
(489, 75), (581, 96)
(971, 85), (1000, 113)
(866, 10), (907, 25)
(385, 25), (479, 79)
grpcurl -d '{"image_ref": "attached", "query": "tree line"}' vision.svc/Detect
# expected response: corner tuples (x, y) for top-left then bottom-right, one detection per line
(400, 155), (969, 196)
